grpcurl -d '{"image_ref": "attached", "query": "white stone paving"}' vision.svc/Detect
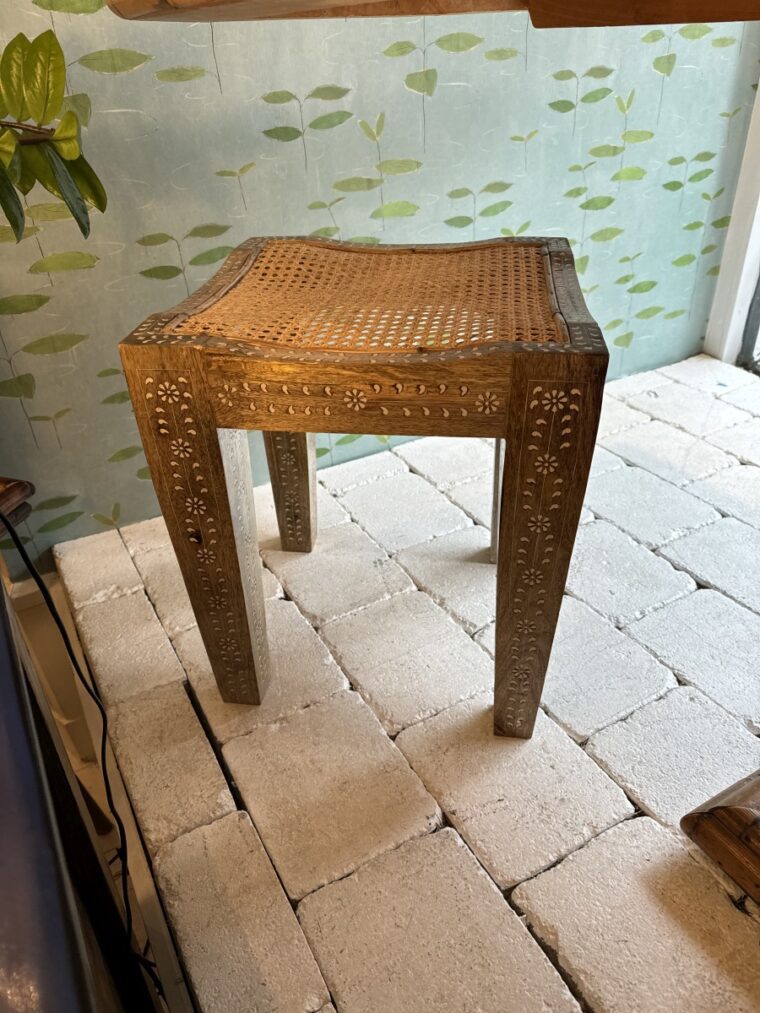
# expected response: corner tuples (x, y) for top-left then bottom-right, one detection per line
(54, 352), (760, 1012)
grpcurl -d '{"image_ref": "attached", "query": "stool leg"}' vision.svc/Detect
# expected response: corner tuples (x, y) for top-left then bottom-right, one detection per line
(264, 431), (317, 552)
(122, 343), (271, 705)
(490, 439), (505, 564)
(493, 359), (603, 737)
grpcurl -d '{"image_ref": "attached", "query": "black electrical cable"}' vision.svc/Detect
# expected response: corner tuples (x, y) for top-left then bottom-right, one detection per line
(0, 508), (165, 1001)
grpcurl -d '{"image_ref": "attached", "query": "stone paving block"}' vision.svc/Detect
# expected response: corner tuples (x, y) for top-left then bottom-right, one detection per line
(254, 481), (348, 551)
(261, 566), (282, 600)
(340, 472), (471, 554)
(513, 817), (760, 1013)
(318, 449), (407, 495)
(587, 687), (760, 826)
(445, 473), (492, 527)
(474, 621), (494, 656)
(687, 465), (760, 528)
(542, 597), (676, 741)
(604, 371), (671, 399)
(596, 396), (650, 438)
(322, 592), (492, 734)
(659, 517), (760, 613)
(658, 353), (757, 394)
(626, 381), (750, 437)
(132, 544), (196, 639)
(262, 521), (413, 626)
(601, 419), (737, 486)
(626, 589), (760, 732)
(579, 506), (594, 524)
(154, 812), (330, 1013)
(75, 590), (186, 707)
(223, 692), (440, 899)
(121, 515), (170, 556)
(110, 681), (235, 854)
(54, 529), (142, 609)
(396, 526), (495, 633)
(566, 521), (695, 625)
(584, 466), (719, 549)
(174, 599), (348, 744)
(721, 380), (760, 416)
(298, 828), (578, 1013)
(707, 417), (760, 467)
(397, 698), (632, 888)
(589, 445), (626, 478)
(393, 436), (493, 489)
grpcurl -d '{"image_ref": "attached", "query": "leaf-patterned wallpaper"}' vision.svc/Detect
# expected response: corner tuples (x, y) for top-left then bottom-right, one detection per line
(1, 3), (758, 568)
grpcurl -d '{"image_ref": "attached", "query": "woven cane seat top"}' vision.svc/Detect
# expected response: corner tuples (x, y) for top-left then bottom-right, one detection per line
(168, 238), (569, 354)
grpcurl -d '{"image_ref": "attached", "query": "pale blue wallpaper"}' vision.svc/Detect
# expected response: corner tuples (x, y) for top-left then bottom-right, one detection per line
(0, 3), (758, 569)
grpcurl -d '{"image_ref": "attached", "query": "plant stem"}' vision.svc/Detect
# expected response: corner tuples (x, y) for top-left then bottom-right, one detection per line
(172, 238), (191, 297)
(297, 100), (308, 170)
(237, 174), (248, 211)
(210, 24), (223, 94)
(375, 136), (385, 230)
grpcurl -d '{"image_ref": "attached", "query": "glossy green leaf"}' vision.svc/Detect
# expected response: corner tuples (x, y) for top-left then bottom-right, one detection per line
(43, 145), (90, 237)
(22, 332), (88, 355)
(635, 305), (663, 319)
(612, 166), (646, 181)
(384, 41), (416, 57)
(376, 159), (421, 175)
(307, 85), (350, 100)
(108, 446), (142, 463)
(309, 110), (352, 130)
(405, 69), (437, 97)
(580, 195), (614, 210)
(584, 65), (614, 78)
(263, 126), (302, 142)
(139, 265), (182, 280)
(370, 201), (419, 219)
(445, 216), (474, 228)
(262, 90), (297, 103)
(51, 110), (81, 160)
(479, 200), (512, 217)
(1, 34), (31, 120)
(679, 23), (711, 40)
(590, 227), (623, 242)
(621, 130), (653, 144)
(581, 87), (612, 104)
(589, 144), (624, 158)
(33, 0), (104, 11)
(185, 223), (230, 238)
(628, 280), (657, 293)
(485, 48), (518, 61)
(0, 293), (50, 314)
(37, 511), (83, 532)
(33, 495), (77, 510)
(24, 30), (65, 123)
(0, 373), (35, 398)
(67, 155), (107, 212)
(549, 99), (575, 113)
(137, 232), (173, 246)
(101, 390), (130, 404)
(189, 245), (233, 266)
(155, 66), (207, 82)
(0, 130), (16, 168)
(434, 32), (483, 53)
(333, 177), (383, 192)
(653, 53), (676, 77)
(0, 163), (25, 242)
(77, 49), (152, 74)
(61, 93), (92, 126)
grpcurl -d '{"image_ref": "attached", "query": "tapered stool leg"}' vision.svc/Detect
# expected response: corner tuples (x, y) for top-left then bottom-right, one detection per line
(493, 356), (604, 737)
(264, 431), (317, 552)
(121, 342), (271, 705)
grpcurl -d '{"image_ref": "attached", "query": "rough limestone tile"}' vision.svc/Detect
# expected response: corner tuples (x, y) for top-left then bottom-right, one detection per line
(254, 481), (348, 551)
(54, 529), (142, 609)
(589, 445), (625, 478)
(597, 396), (650, 438)
(132, 544), (196, 639)
(121, 515), (170, 556)
(298, 829), (579, 1013)
(601, 419), (736, 486)
(154, 812), (329, 1013)
(659, 517), (760, 613)
(396, 527), (495, 633)
(658, 353), (756, 394)
(322, 592), (492, 734)
(397, 699), (632, 888)
(584, 466), (719, 549)
(513, 817), (760, 1013)
(445, 473), (493, 527)
(393, 436), (493, 489)
(318, 449), (407, 495)
(339, 472), (470, 554)
(587, 687), (760, 826)
(707, 417), (760, 467)
(687, 465), (760, 529)
(542, 597), (676, 741)
(75, 590), (185, 707)
(262, 521), (412, 626)
(261, 566), (283, 600)
(626, 381), (750, 437)
(223, 692), (440, 899)
(474, 621), (494, 656)
(566, 521), (695, 625)
(110, 681), (235, 853)
(580, 506), (594, 524)
(626, 589), (760, 732)
(174, 599), (348, 744)
(721, 380), (760, 416)
(604, 371), (671, 399)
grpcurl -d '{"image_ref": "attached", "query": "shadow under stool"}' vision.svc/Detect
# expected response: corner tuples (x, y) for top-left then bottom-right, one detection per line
(120, 237), (608, 737)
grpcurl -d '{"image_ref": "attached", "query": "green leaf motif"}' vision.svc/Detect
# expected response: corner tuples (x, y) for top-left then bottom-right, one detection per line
(673, 254), (696, 267)
(642, 29), (666, 42)
(621, 130), (654, 144)
(101, 390), (130, 404)
(33, 0), (104, 11)
(97, 367), (121, 377)
(612, 166), (646, 181)
(712, 37), (736, 48)
(108, 446), (142, 463)
(553, 70), (576, 81)
(485, 48), (518, 61)
(694, 151), (716, 162)
(689, 168), (713, 183)
(376, 159), (422, 175)
(77, 49), (152, 74)
(140, 265), (182, 280)
(335, 434), (363, 445)
(22, 332), (88, 355)
(549, 100), (575, 113)
(564, 186), (588, 198)
(384, 41), (416, 57)
(581, 87), (612, 104)
(263, 126), (302, 142)
(262, 90), (297, 104)
(29, 251), (98, 273)
(309, 226), (339, 238)
(679, 23), (712, 40)
(34, 495), (77, 510)
(405, 70), (437, 97)
(663, 180), (683, 192)
(712, 216), (731, 229)
(445, 216), (474, 228)
(0, 373), (35, 399)
(448, 187), (473, 199)
(589, 144), (624, 158)
(590, 227), (623, 242)
(653, 54), (676, 78)
(189, 246), (233, 266)
(137, 232), (173, 246)
(24, 30), (66, 124)
(435, 33), (483, 53)
(574, 254), (589, 274)
(359, 119), (376, 142)
(136, 467), (151, 480)
(62, 93), (92, 126)
(580, 196), (614, 210)
(628, 280), (657, 293)
(333, 177), (383, 192)
(664, 309), (686, 319)
(683, 220), (704, 231)
(585, 66), (614, 78)
(635, 305), (664, 319)
(307, 85), (350, 100)
(156, 66), (207, 82)
(479, 200), (512, 217)
(308, 111), (352, 130)
(370, 201), (419, 219)
(481, 181), (511, 193)
(613, 332), (634, 348)
(0, 293), (50, 314)
(37, 511), (83, 533)
(27, 201), (71, 221)
(185, 223), (230, 238)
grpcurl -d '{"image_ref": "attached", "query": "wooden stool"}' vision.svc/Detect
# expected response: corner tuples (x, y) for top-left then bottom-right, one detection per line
(121, 237), (607, 737)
